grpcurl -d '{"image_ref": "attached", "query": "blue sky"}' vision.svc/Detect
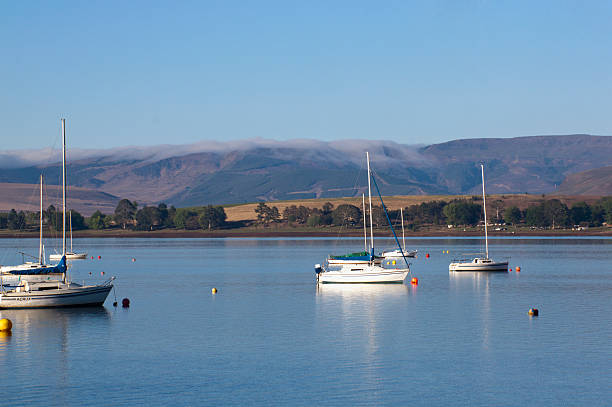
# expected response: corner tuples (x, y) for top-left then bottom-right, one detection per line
(2, 1), (612, 149)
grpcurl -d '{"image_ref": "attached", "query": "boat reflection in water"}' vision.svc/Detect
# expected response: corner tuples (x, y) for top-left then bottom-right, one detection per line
(0, 307), (111, 356)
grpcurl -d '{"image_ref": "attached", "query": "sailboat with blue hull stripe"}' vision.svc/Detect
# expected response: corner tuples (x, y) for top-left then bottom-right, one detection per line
(0, 118), (114, 308)
(316, 152), (411, 283)
(0, 174), (66, 289)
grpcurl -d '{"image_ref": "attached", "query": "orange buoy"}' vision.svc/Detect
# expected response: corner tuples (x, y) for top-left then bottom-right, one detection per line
(411, 277), (418, 285)
(528, 308), (539, 316)
(516, 266), (521, 272)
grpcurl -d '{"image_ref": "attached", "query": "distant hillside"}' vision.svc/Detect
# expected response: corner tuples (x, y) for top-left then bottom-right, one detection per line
(557, 166), (612, 195)
(0, 183), (119, 216)
(0, 135), (611, 208)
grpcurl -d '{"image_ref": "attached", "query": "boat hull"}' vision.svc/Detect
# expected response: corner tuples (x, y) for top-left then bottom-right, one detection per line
(449, 261), (508, 272)
(381, 249), (417, 258)
(0, 284), (112, 308)
(318, 266), (409, 283)
(50, 252), (88, 261)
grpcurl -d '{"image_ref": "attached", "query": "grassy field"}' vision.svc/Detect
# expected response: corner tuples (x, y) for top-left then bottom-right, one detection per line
(223, 194), (606, 222)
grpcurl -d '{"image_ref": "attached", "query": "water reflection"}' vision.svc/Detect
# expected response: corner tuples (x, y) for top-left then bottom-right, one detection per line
(0, 307), (111, 356)
(316, 282), (411, 299)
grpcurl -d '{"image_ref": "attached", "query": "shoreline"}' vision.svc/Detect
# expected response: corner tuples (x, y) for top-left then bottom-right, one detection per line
(1, 229), (611, 238)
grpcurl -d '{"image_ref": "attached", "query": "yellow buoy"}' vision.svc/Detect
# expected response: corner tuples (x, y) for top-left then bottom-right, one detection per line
(0, 318), (12, 332)
(212, 288), (218, 294)
(392, 260), (396, 265)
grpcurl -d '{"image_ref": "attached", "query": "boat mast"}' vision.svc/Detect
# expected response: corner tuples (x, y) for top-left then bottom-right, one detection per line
(62, 118), (67, 258)
(481, 164), (489, 259)
(401, 207), (405, 251)
(39, 173), (43, 264)
(70, 210), (73, 252)
(366, 152), (374, 252)
(362, 193), (367, 252)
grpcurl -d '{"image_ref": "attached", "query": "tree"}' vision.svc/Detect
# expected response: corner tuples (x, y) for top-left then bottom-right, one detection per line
(165, 205), (176, 228)
(331, 204), (362, 226)
(569, 202), (591, 226)
(306, 214), (322, 227)
(598, 197), (612, 224)
(322, 202), (334, 215)
(135, 206), (162, 230)
(503, 206), (522, 225)
(45, 205), (62, 231)
(88, 210), (106, 230)
(174, 209), (199, 230)
(67, 210), (86, 230)
(283, 205), (311, 224)
(157, 203), (169, 227)
(371, 205), (387, 228)
(0, 213), (7, 229)
(443, 201), (481, 226)
(525, 205), (546, 227)
(255, 202), (280, 226)
(7, 209), (25, 230)
(492, 199), (505, 223)
(114, 199), (137, 229)
(542, 199), (570, 229)
(199, 205), (227, 230)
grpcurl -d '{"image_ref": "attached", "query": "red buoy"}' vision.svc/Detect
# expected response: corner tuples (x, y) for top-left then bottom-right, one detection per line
(91, 256), (94, 259)
(122, 298), (130, 308)
(101, 271), (105, 276)
(98, 255), (101, 259)
(425, 253), (430, 258)
(132, 258), (136, 262)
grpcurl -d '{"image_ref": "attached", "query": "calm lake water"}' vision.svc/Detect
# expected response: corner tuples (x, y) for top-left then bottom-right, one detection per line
(0, 237), (611, 406)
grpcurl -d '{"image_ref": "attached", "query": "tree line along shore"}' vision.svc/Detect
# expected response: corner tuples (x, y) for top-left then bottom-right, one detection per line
(0, 194), (611, 237)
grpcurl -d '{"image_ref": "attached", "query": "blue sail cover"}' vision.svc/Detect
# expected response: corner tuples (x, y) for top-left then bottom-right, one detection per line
(8, 255), (67, 275)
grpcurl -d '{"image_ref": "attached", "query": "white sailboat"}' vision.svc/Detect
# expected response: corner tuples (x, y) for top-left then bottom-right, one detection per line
(0, 174), (66, 288)
(49, 210), (87, 261)
(381, 207), (417, 259)
(0, 119), (114, 308)
(449, 164), (509, 272)
(316, 152), (410, 283)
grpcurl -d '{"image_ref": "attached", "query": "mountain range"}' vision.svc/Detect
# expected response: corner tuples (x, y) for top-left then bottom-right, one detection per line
(0, 134), (610, 214)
